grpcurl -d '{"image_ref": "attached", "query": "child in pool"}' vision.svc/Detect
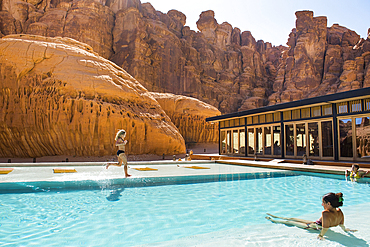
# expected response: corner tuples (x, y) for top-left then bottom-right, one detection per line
(266, 192), (357, 240)
(106, 129), (131, 177)
(345, 164), (369, 178)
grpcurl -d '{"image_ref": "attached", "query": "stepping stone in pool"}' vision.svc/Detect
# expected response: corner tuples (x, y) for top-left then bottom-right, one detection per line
(184, 166), (210, 169)
(53, 168), (77, 173)
(0, 168), (14, 174)
(133, 167), (158, 171)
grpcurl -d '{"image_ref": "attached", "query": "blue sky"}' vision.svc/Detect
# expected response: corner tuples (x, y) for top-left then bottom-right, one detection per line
(145, 0), (369, 46)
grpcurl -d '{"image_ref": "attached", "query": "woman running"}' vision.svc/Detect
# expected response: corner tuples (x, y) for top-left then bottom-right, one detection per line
(106, 129), (131, 177)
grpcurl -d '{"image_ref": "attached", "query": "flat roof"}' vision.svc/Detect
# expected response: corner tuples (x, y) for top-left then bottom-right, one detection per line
(206, 87), (370, 122)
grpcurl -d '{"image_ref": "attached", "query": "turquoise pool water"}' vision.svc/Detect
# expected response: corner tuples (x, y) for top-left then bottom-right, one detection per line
(1, 170), (369, 246)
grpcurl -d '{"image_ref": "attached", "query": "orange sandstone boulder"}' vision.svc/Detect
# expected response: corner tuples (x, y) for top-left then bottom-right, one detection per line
(0, 34), (185, 158)
(150, 92), (220, 144)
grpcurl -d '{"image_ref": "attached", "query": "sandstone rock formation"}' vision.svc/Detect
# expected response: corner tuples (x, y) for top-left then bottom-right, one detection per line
(150, 92), (220, 144)
(1, 1), (370, 114)
(269, 11), (370, 104)
(0, 0), (286, 114)
(0, 34), (185, 158)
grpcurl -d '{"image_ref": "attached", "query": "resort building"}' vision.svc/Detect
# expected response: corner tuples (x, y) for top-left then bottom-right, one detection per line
(206, 87), (370, 162)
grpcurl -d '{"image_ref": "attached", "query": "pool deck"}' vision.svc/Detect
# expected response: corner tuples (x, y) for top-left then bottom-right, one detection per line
(1, 154), (369, 183)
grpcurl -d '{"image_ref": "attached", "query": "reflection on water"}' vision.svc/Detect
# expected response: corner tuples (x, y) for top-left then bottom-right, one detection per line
(106, 187), (124, 201)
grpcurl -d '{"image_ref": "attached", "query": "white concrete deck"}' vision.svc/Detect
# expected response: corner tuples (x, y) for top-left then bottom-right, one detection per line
(0, 160), (282, 183)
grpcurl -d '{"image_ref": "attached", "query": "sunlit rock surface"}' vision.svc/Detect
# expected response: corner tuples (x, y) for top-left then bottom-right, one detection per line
(269, 11), (370, 104)
(0, 34), (185, 158)
(150, 92), (220, 144)
(1, 2), (370, 113)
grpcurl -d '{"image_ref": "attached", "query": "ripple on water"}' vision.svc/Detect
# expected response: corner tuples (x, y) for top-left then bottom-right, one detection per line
(1, 174), (370, 246)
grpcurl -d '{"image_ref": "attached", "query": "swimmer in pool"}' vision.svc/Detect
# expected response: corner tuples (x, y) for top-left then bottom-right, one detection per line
(106, 129), (131, 177)
(266, 192), (357, 240)
(345, 164), (369, 179)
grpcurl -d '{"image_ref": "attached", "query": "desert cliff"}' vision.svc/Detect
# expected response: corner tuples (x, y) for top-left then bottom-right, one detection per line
(0, 34), (186, 157)
(1, 1), (369, 114)
(1, 0), (370, 159)
(151, 92), (220, 144)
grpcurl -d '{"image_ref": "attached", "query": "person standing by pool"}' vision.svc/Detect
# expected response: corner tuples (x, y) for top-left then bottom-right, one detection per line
(106, 129), (131, 177)
(345, 164), (369, 179)
(266, 192), (357, 240)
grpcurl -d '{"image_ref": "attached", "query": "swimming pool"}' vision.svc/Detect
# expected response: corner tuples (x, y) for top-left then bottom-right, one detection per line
(1, 165), (369, 246)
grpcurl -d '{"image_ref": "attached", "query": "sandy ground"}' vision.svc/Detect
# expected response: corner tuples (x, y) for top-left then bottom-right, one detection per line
(0, 143), (219, 163)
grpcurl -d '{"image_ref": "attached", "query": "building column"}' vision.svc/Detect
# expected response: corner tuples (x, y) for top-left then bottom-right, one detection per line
(332, 103), (339, 161)
(280, 112), (285, 159)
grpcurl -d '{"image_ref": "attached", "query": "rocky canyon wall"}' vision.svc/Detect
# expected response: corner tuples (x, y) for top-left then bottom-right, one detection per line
(0, 35), (186, 157)
(1, 1), (370, 159)
(0, 0), (286, 113)
(3, 1), (368, 114)
(269, 11), (370, 104)
(150, 92), (220, 144)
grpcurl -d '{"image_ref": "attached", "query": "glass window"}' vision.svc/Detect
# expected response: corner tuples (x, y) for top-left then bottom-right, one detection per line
(322, 104), (332, 115)
(350, 100), (362, 113)
(322, 121), (334, 157)
(296, 123), (306, 156)
(240, 129), (246, 155)
(301, 108), (310, 118)
(274, 112), (281, 122)
(337, 102), (348, 114)
(355, 117), (370, 158)
(247, 128), (255, 155)
(220, 121), (225, 128)
(264, 126), (272, 155)
(283, 111), (291, 120)
(227, 130), (232, 154)
(240, 118), (245, 126)
(285, 124), (294, 156)
(260, 115), (266, 123)
(365, 99), (370, 111)
(256, 128), (263, 154)
(233, 130), (239, 154)
(311, 106), (321, 117)
(292, 109), (300, 119)
(266, 113), (273, 123)
(230, 119), (235, 127)
(220, 131), (227, 154)
(253, 116), (259, 124)
(247, 117), (252, 125)
(308, 122), (319, 156)
(273, 126), (281, 155)
(235, 118), (240, 126)
(339, 119), (353, 157)
(225, 120), (230, 128)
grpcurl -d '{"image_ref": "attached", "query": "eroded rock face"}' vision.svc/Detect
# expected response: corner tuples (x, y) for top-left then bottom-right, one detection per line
(150, 92), (220, 144)
(270, 11), (370, 103)
(1, 2), (370, 115)
(0, 34), (185, 158)
(1, 0), (115, 58)
(0, 0), (286, 113)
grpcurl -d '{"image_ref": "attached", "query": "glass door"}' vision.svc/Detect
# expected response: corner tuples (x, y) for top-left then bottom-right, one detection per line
(273, 126), (281, 155)
(247, 128), (255, 155)
(296, 123), (306, 157)
(220, 131), (226, 154)
(308, 122), (319, 157)
(356, 116), (370, 159)
(240, 129), (246, 155)
(232, 130), (239, 154)
(264, 126), (272, 155)
(338, 118), (353, 159)
(321, 121), (333, 158)
(285, 124), (294, 156)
